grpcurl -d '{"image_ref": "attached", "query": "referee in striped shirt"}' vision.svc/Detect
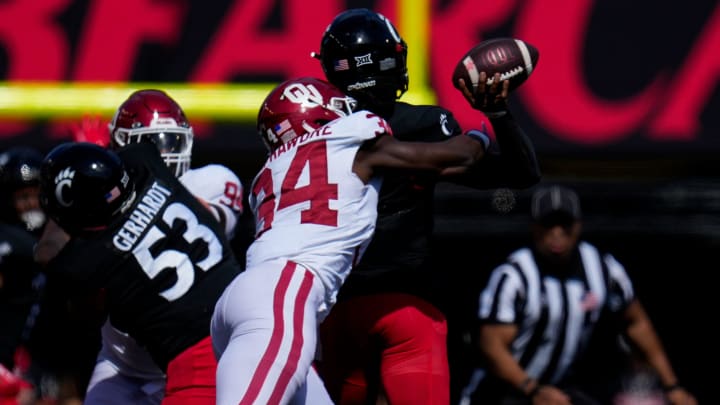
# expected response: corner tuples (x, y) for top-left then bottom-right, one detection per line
(459, 185), (696, 405)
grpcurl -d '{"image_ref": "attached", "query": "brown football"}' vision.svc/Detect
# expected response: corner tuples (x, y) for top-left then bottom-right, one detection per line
(452, 38), (540, 92)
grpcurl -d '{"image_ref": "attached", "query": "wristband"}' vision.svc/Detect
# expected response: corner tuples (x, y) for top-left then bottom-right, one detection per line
(465, 129), (491, 150)
(484, 110), (508, 119)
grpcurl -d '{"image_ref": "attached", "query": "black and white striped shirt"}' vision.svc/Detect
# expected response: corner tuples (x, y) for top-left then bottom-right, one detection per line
(461, 241), (634, 402)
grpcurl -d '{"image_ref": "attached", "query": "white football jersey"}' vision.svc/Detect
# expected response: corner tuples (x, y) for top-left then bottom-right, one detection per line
(246, 110), (387, 310)
(180, 164), (244, 238)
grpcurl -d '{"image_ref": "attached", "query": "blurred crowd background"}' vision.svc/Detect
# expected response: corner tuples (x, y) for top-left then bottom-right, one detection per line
(0, 0), (717, 403)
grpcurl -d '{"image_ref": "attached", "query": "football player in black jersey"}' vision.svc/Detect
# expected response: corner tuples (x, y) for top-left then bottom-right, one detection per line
(0, 146), (45, 403)
(37, 142), (242, 405)
(0, 146), (46, 235)
(312, 8), (541, 405)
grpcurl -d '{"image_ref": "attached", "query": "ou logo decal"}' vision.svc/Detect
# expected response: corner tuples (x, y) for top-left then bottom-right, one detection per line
(54, 167), (75, 207)
(284, 82), (324, 109)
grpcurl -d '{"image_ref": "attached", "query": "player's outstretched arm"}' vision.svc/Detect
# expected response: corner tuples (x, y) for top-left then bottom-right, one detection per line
(453, 74), (541, 189)
(354, 133), (487, 182)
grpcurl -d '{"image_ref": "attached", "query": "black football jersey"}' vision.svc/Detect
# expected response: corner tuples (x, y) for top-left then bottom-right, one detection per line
(341, 101), (538, 301)
(339, 102), (463, 300)
(0, 223), (43, 368)
(47, 143), (241, 370)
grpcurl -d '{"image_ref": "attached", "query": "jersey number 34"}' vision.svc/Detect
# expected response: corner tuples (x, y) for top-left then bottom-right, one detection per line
(252, 141), (339, 236)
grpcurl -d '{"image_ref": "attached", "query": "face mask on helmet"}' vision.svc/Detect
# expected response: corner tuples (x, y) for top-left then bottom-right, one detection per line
(19, 209), (46, 232)
(11, 187), (45, 232)
(0, 146), (46, 232)
(109, 89), (194, 177)
(39, 142), (136, 236)
(257, 77), (357, 152)
(315, 8), (409, 114)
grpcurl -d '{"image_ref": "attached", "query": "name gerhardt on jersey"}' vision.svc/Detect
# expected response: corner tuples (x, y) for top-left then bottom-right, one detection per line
(48, 142), (241, 370)
(97, 163), (245, 380)
(112, 181), (171, 252)
(246, 110), (387, 309)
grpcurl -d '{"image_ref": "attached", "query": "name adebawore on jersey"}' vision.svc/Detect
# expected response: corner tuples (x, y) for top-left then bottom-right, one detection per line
(268, 125), (334, 161)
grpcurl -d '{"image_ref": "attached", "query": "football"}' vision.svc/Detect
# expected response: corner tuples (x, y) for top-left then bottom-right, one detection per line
(452, 38), (539, 92)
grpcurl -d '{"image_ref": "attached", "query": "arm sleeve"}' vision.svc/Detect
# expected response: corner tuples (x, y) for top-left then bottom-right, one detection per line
(452, 111), (541, 189)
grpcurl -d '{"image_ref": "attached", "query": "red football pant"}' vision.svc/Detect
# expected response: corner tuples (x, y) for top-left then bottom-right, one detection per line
(163, 336), (216, 405)
(318, 293), (449, 405)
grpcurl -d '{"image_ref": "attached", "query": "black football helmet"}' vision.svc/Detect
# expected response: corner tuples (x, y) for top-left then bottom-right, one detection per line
(39, 142), (135, 236)
(316, 8), (408, 115)
(0, 146), (46, 232)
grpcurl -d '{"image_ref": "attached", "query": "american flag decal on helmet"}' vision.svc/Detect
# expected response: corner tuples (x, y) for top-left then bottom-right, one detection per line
(106, 186), (121, 203)
(334, 59), (349, 71)
(274, 119), (292, 134)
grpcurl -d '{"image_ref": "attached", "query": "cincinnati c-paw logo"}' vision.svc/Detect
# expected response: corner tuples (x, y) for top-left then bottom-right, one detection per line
(54, 167), (75, 207)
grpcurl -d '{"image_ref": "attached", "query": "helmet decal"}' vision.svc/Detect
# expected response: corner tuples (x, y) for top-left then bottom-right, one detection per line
(379, 58), (396, 71)
(354, 54), (373, 67)
(334, 59), (350, 71)
(283, 82), (325, 109)
(54, 167), (75, 207)
(317, 8), (409, 111)
(40, 142), (135, 236)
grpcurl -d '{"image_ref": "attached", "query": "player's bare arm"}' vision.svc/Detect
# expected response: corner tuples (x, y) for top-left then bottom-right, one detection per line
(354, 133), (486, 183)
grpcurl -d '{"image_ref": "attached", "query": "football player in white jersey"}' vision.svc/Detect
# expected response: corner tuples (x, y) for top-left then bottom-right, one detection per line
(210, 77), (489, 405)
(34, 89), (244, 405)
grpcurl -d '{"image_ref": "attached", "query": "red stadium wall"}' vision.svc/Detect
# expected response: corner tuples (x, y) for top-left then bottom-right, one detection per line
(0, 0), (718, 157)
(1, 1), (716, 401)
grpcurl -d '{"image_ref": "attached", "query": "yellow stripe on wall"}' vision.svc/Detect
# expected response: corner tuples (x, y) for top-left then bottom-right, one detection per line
(398, 0), (436, 105)
(0, 0), (437, 121)
(0, 82), (274, 122)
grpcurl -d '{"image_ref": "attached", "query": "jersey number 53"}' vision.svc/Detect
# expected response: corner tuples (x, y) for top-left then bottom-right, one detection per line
(133, 202), (223, 301)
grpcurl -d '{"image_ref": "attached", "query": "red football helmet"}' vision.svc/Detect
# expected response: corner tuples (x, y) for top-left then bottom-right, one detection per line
(257, 77), (357, 151)
(108, 89), (194, 176)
